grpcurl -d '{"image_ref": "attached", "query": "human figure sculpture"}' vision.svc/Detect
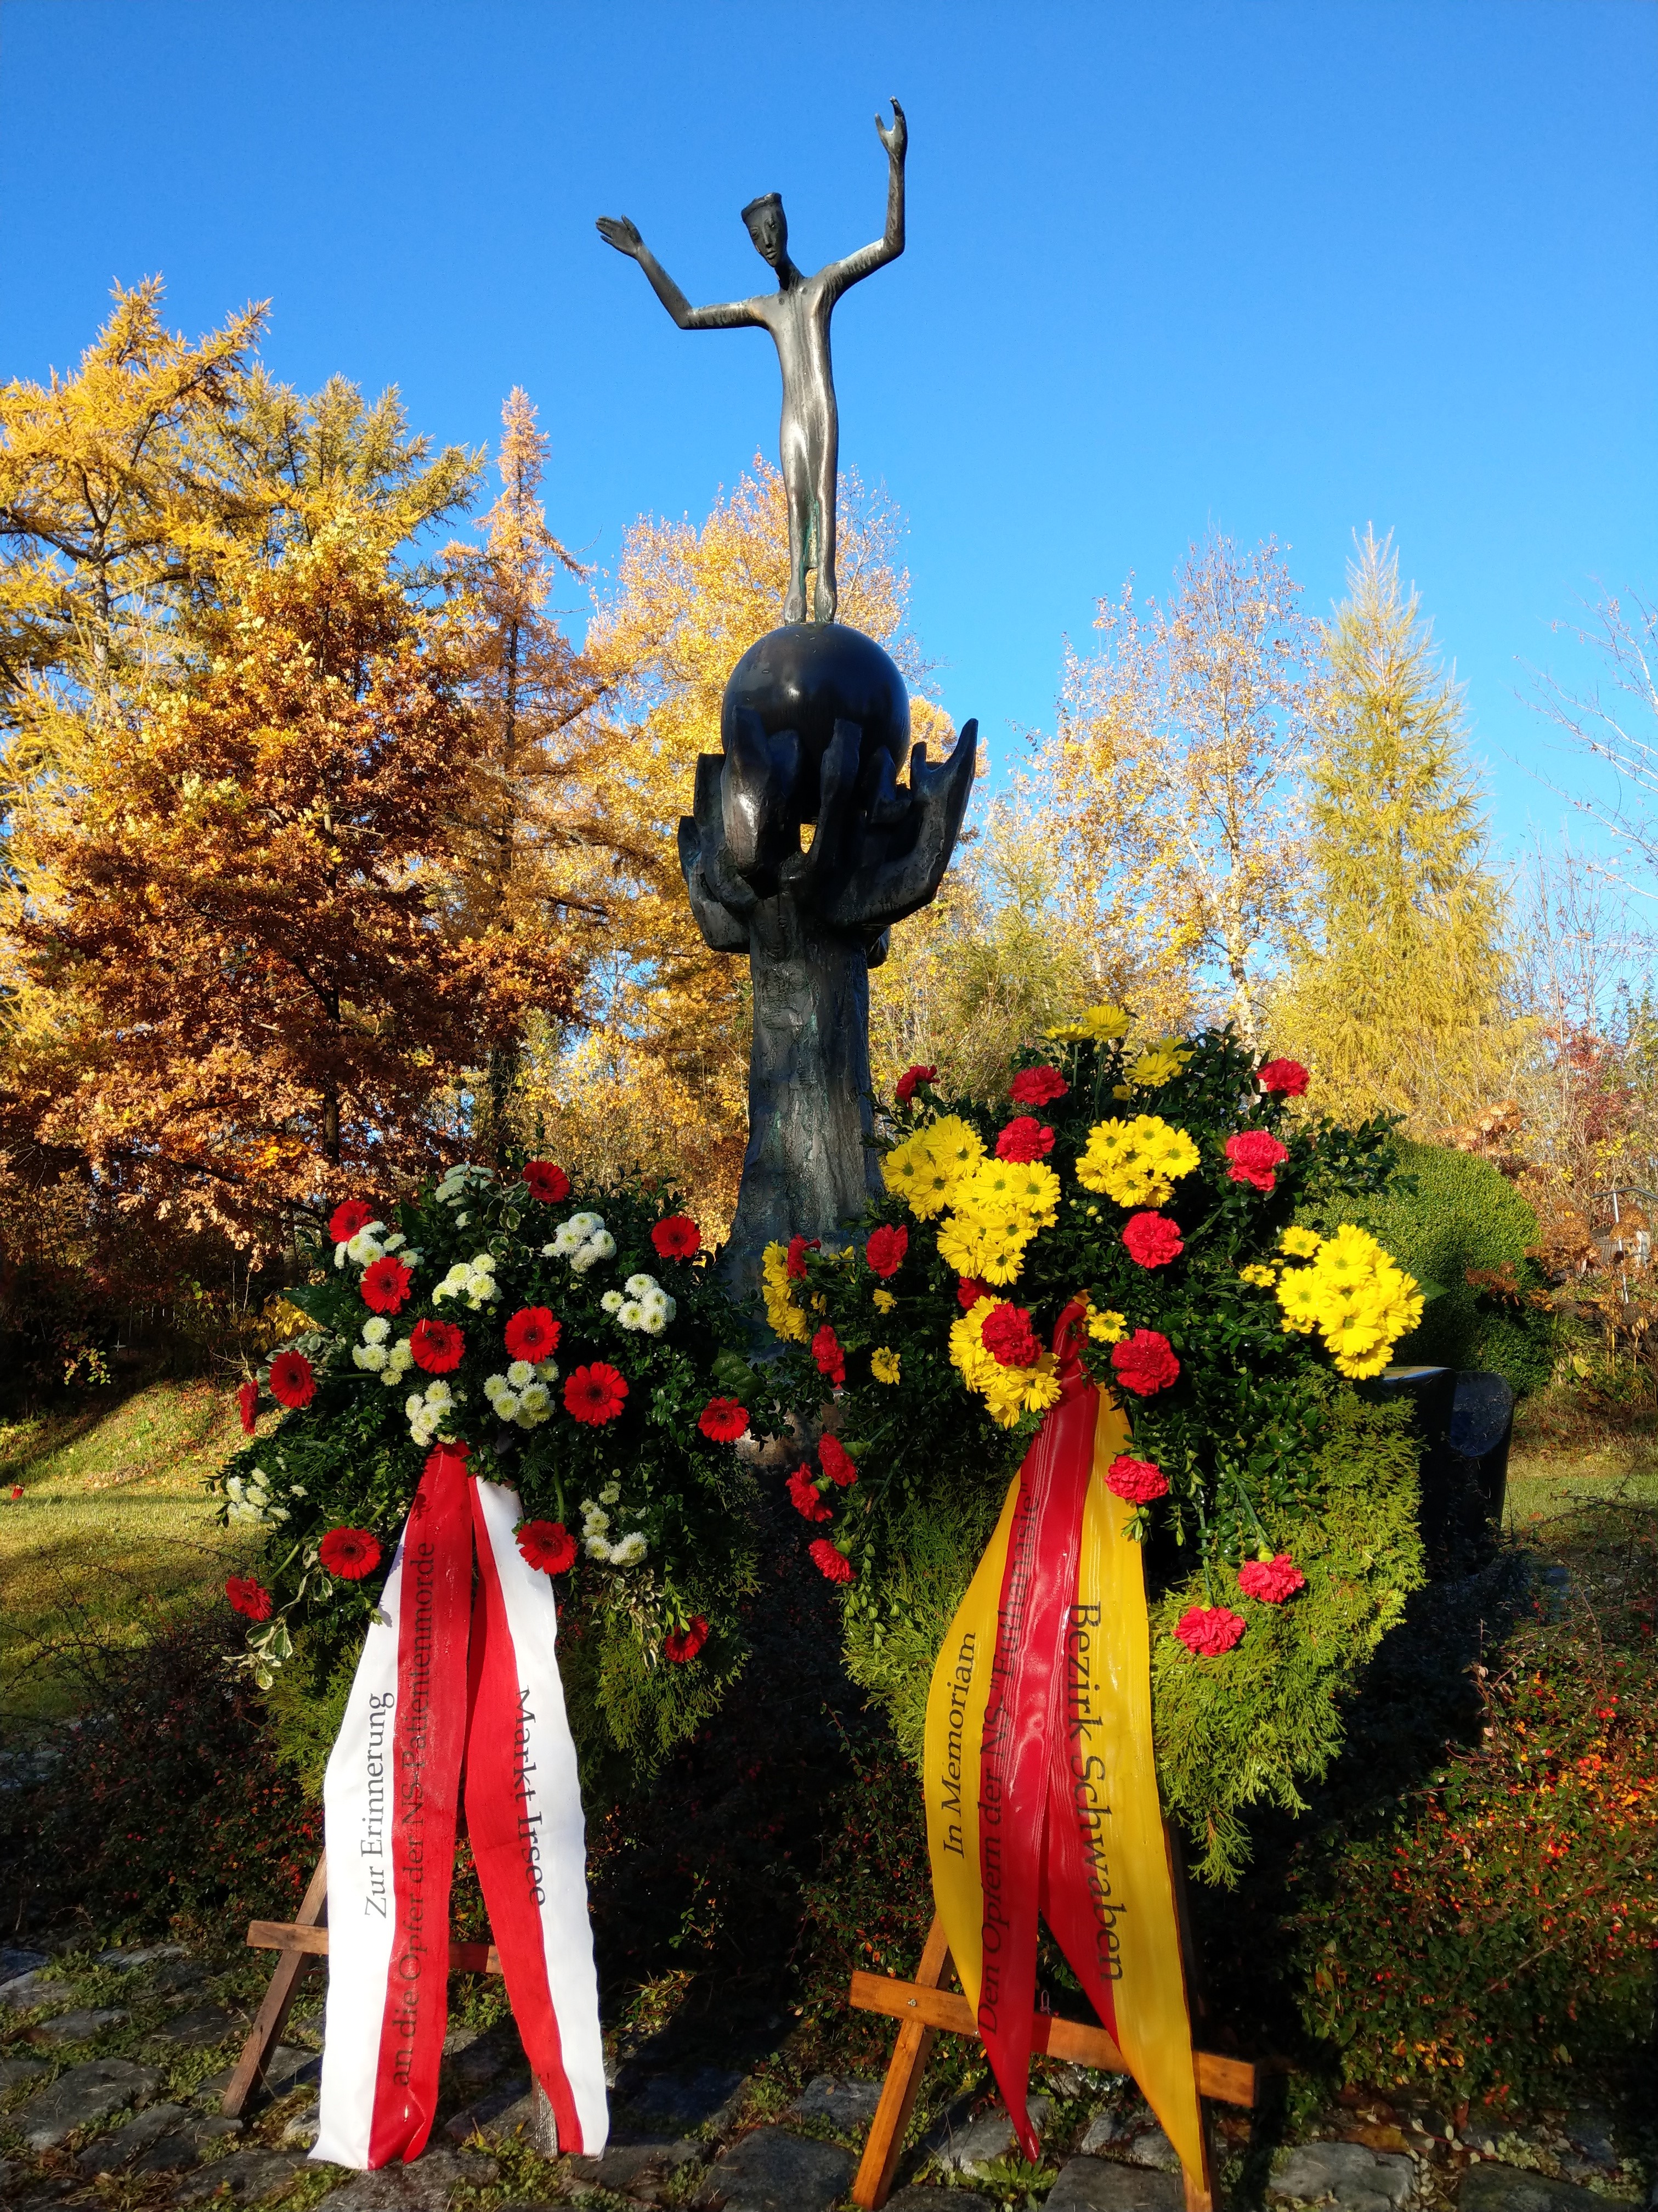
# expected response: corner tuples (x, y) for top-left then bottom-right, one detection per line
(596, 99), (907, 625)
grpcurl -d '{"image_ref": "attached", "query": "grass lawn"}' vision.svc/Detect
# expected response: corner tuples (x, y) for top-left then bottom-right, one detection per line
(0, 1376), (263, 1731)
(1507, 1383), (1658, 1528)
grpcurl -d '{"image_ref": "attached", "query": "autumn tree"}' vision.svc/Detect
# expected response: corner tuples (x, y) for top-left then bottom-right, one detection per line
(1273, 529), (1519, 1128)
(1025, 533), (1319, 1045)
(7, 504), (571, 1245)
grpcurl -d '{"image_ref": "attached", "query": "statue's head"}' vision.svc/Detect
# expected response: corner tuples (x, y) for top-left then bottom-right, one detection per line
(741, 193), (788, 269)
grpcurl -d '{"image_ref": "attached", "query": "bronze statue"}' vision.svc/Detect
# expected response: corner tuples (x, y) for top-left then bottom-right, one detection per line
(597, 100), (907, 626)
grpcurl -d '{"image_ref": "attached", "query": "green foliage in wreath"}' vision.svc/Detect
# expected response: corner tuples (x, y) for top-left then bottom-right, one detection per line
(750, 1016), (1429, 1883)
(214, 1162), (766, 1768)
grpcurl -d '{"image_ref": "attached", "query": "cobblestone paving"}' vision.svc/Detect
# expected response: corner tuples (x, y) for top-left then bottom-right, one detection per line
(0, 1940), (1648, 2212)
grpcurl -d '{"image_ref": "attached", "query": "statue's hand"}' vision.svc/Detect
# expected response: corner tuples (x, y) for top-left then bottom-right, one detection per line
(595, 215), (644, 259)
(876, 97), (907, 161)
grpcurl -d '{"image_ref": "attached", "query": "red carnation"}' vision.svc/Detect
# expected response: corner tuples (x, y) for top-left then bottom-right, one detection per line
(650, 1215), (702, 1260)
(319, 1526), (382, 1580)
(522, 1160), (571, 1203)
(896, 1064), (937, 1105)
(517, 1520), (577, 1575)
(361, 1255), (414, 1315)
(1105, 1454), (1169, 1504)
(980, 1302), (1042, 1368)
(1257, 1058), (1309, 1098)
(423, 1440), (471, 1479)
(957, 1276), (989, 1311)
(698, 1396), (750, 1443)
(329, 1199), (376, 1244)
(410, 1317), (465, 1374)
(1173, 1604), (1247, 1657)
(268, 1350), (315, 1410)
(787, 1464), (833, 1522)
(1237, 1552), (1306, 1604)
(995, 1115), (1055, 1163)
(1225, 1128), (1289, 1192)
(1109, 1330), (1180, 1396)
(865, 1223), (909, 1278)
(664, 1614), (710, 1664)
(786, 1234), (820, 1280)
(565, 1362), (628, 1425)
(812, 1324), (846, 1389)
(225, 1575), (273, 1622)
(809, 1537), (856, 1585)
(1122, 1211), (1184, 1268)
(504, 1307), (560, 1362)
(819, 1434), (858, 1488)
(237, 1379), (259, 1436)
(1009, 1064), (1069, 1107)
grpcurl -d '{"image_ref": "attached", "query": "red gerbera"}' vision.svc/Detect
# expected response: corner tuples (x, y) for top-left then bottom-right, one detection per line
(361, 1255), (414, 1315)
(1237, 1552), (1306, 1604)
(319, 1527), (383, 1580)
(809, 1537), (856, 1585)
(698, 1396), (750, 1443)
(819, 1434), (858, 1488)
(565, 1362), (628, 1425)
(980, 1302), (1042, 1368)
(1224, 1128), (1290, 1192)
(995, 1115), (1055, 1163)
(1109, 1330), (1180, 1396)
(865, 1223), (909, 1278)
(517, 1520), (577, 1575)
(8, 1485), (21, 1500)
(1122, 1211), (1184, 1268)
(787, 1464), (833, 1522)
(786, 1234), (820, 1280)
(895, 1064), (937, 1104)
(237, 1379), (259, 1436)
(957, 1276), (990, 1310)
(1257, 1058), (1309, 1097)
(503, 1307), (560, 1362)
(329, 1199), (376, 1245)
(1009, 1064), (1069, 1107)
(268, 1350), (315, 1410)
(1105, 1454), (1169, 1504)
(664, 1615), (711, 1664)
(650, 1215), (702, 1260)
(811, 1324), (846, 1389)
(522, 1160), (572, 1203)
(225, 1575), (273, 1622)
(1173, 1604), (1247, 1657)
(410, 1318), (465, 1373)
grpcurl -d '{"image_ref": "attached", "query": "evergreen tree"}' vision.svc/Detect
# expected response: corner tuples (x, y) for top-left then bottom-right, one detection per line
(1275, 529), (1519, 1129)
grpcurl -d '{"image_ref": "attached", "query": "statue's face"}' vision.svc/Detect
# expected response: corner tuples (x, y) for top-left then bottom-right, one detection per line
(744, 200), (788, 268)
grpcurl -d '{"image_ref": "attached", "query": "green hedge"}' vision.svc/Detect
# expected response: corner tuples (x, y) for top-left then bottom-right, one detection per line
(1313, 1139), (1557, 1393)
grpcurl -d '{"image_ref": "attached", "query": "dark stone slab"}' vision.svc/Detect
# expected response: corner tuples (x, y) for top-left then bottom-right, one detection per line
(195, 2042), (319, 2102)
(78, 2101), (194, 2172)
(15, 2056), (163, 2149)
(442, 2019), (524, 2091)
(171, 2149), (307, 2203)
(0, 1948), (50, 1982)
(931, 2095), (1051, 2174)
(317, 2147), (500, 2209)
(567, 2140), (681, 2192)
(99, 1944), (190, 1971)
(162, 2004), (240, 2050)
(1271, 2140), (1414, 2210)
(155, 1960), (213, 1995)
(0, 1970), (72, 2011)
(28, 2006), (129, 2045)
(1119, 2127), (1180, 2171)
(0, 2055), (49, 2091)
(616, 2063), (745, 2132)
(1047, 2159), (1185, 2212)
(701, 2128), (855, 2212)
(1461, 2167), (1616, 2212)
(787, 2074), (884, 2129)
(885, 2193), (994, 2212)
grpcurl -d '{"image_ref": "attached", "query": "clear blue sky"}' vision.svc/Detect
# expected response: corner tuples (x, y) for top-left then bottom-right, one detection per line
(2, 0), (1654, 860)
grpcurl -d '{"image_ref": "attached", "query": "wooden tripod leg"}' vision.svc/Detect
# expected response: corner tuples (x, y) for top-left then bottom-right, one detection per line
(223, 1852), (329, 2118)
(851, 1915), (952, 2212)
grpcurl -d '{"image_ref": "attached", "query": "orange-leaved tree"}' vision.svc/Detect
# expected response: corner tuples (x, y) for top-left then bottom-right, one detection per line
(9, 502), (573, 1246)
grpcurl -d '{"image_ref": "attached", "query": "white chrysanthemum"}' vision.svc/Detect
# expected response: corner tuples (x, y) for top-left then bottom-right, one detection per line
(584, 1534), (613, 1561)
(425, 1379), (453, 1408)
(540, 1242), (560, 1259)
(586, 1229), (616, 1260)
(382, 1233), (406, 1254)
(494, 1389), (523, 1420)
(570, 1244), (604, 1274)
(601, 1290), (624, 1314)
(517, 1383), (551, 1421)
(473, 1252), (497, 1274)
(363, 1317), (391, 1345)
(535, 1357), (558, 1381)
(639, 1306), (667, 1336)
(582, 1505), (611, 1537)
(345, 1225), (387, 1265)
(455, 1212), (470, 1226)
(625, 1272), (658, 1299)
(405, 1393), (426, 1420)
(618, 1300), (644, 1330)
(335, 1244), (348, 1271)
(352, 1344), (388, 1372)
(642, 1289), (675, 1323)
(609, 1531), (647, 1567)
(599, 1480), (621, 1505)
(506, 1359), (535, 1389)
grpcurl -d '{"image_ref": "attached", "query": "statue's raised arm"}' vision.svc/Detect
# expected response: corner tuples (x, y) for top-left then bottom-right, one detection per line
(594, 215), (763, 330)
(823, 99), (908, 297)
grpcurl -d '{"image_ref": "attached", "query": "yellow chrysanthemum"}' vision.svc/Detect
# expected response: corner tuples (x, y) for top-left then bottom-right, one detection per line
(1124, 1038), (1193, 1090)
(1275, 1270), (1323, 1335)
(1083, 1302), (1128, 1344)
(1075, 1115), (1201, 1207)
(925, 1115), (985, 1180)
(872, 1288), (897, 1314)
(1238, 1262), (1278, 1289)
(760, 1242), (811, 1344)
(870, 1346), (902, 1385)
(1278, 1225), (1322, 1259)
(1046, 1002), (1134, 1044)
(1275, 1225), (1422, 1374)
(936, 1212), (1032, 1286)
